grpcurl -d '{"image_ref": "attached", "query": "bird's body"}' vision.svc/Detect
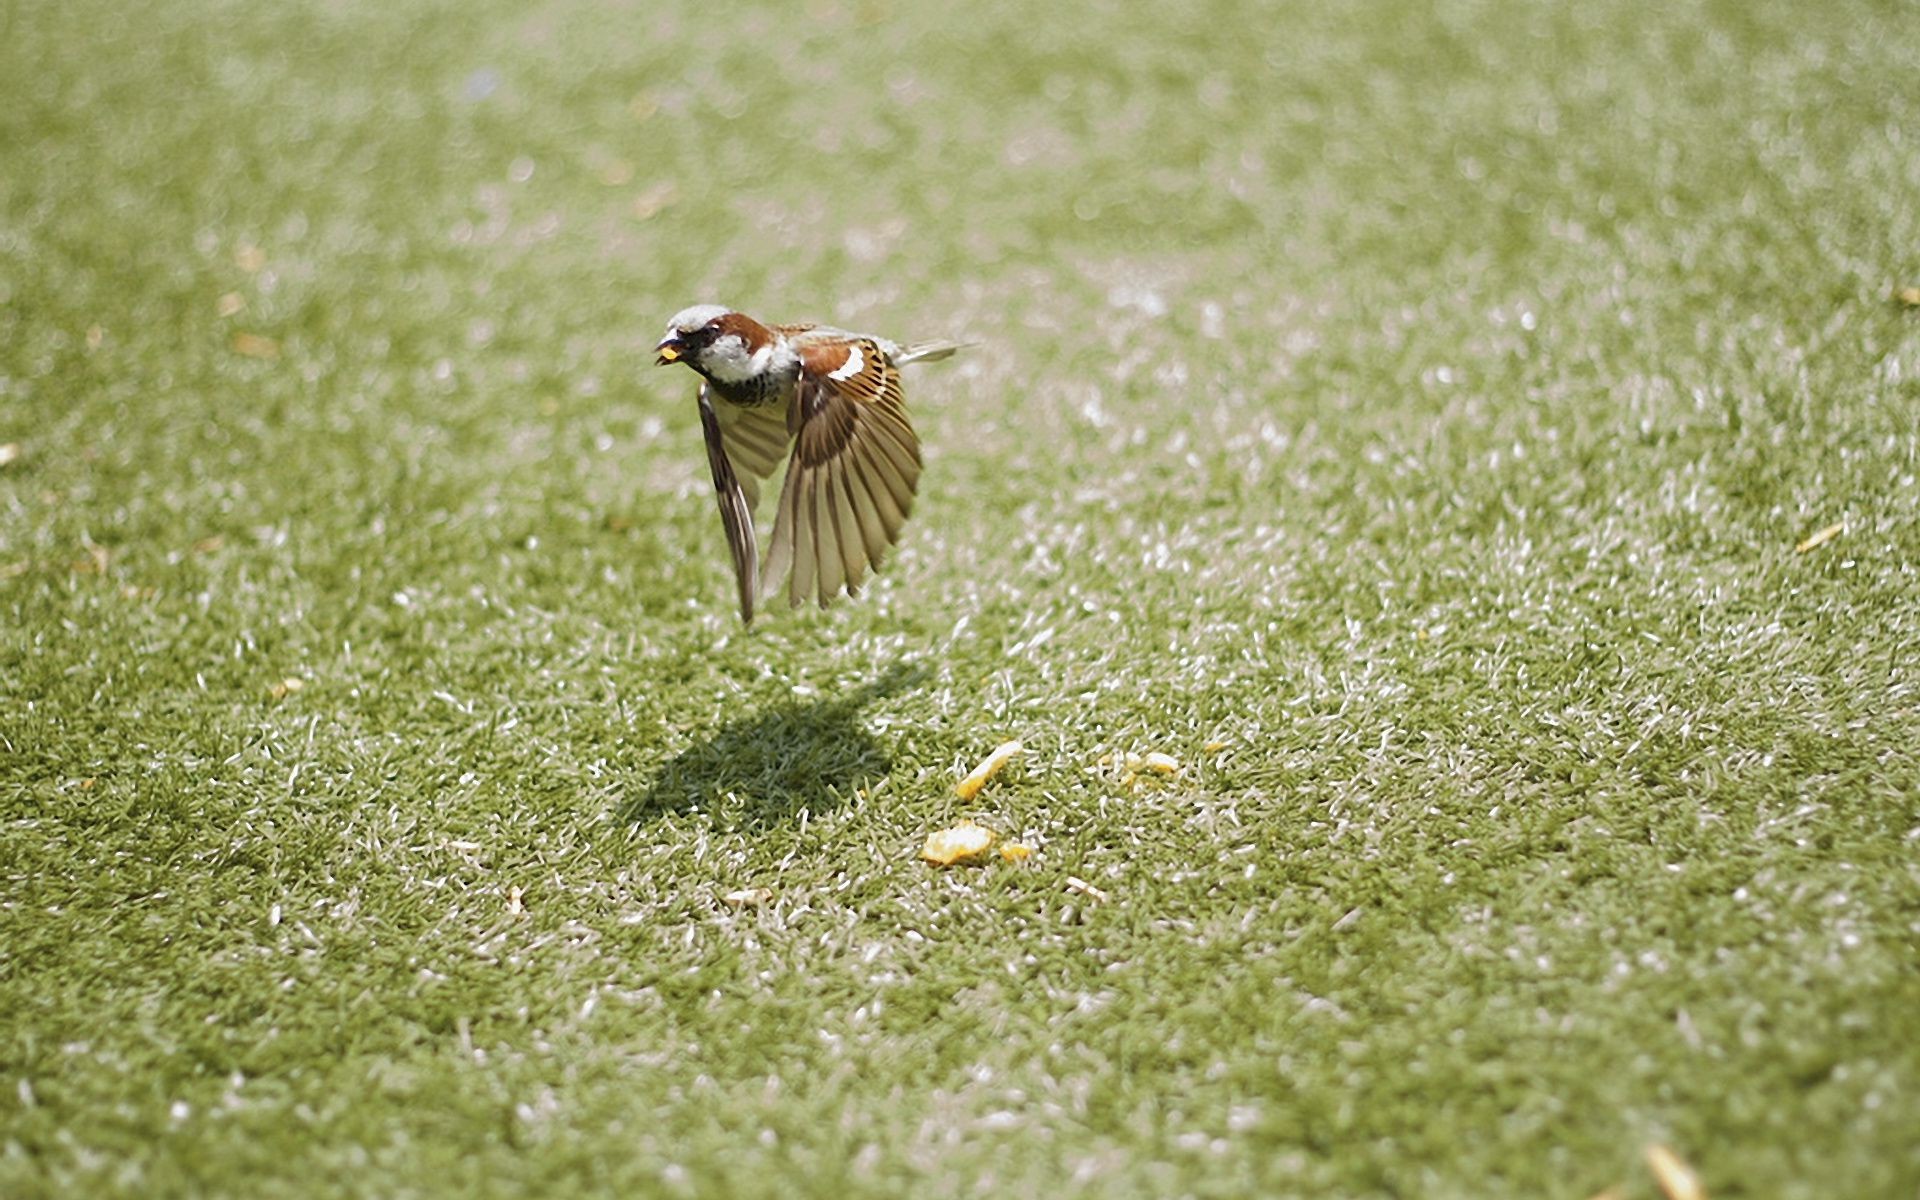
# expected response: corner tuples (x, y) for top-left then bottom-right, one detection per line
(654, 305), (963, 624)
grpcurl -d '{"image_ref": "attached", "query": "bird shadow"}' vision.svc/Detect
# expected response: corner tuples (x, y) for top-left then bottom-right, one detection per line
(620, 662), (927, 830)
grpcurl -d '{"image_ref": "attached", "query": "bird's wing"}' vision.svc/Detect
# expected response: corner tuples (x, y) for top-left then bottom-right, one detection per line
(762, 336), (921, 608)
(696, 383), (760, 624)
(711, 398), (791, 513)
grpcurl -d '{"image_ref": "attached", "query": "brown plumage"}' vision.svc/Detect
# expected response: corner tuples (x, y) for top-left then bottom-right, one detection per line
(654, 305), (963, 623)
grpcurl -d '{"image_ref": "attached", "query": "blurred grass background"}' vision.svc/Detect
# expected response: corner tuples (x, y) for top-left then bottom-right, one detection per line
(3, 0), (1919, 1195)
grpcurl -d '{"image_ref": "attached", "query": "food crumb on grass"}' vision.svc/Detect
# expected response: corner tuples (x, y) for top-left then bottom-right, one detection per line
(1794, 521), (1844, 554)
(1644, 1144), (1706, 1200)
(955, 740), (1023, 800)
(919, 820), (998, 866)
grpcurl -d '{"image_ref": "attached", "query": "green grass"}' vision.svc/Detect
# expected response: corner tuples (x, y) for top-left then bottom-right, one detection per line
(4, 0), (1919, 1195)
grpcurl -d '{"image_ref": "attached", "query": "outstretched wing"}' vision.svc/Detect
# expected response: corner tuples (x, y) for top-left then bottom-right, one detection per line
(696, 384), (760, 624)
(712, 399), (790, 512)
(762, 337), (922, 609)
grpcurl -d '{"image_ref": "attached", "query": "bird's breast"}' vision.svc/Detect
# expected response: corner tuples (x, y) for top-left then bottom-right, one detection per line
(706, 374), (792, 410)
(705, 359), (799, 409)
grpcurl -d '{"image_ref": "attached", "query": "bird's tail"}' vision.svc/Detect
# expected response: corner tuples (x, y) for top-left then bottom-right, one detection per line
(894, 339), (973, 366)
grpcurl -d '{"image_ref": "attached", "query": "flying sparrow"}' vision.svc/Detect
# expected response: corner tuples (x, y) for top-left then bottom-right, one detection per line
(654, 305), (964, 624)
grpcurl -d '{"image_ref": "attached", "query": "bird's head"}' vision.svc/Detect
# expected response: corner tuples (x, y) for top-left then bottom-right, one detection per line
(655, 305), (776, 383)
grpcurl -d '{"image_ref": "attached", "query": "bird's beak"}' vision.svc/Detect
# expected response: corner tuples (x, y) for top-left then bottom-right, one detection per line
(655, 335), (686, 366)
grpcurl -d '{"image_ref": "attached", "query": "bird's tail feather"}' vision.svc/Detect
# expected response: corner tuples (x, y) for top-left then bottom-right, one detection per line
(894, 339), (972, 365)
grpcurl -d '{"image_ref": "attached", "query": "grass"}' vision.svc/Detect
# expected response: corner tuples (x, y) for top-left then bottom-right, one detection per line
(3, 0), (1919, 1195)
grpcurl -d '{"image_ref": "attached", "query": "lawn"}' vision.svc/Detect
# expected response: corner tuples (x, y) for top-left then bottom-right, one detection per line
(3, 0), (1918, 1195)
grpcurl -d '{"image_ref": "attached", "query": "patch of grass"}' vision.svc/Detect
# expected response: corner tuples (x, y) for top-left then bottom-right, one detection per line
(4, 0), (1918, 1195)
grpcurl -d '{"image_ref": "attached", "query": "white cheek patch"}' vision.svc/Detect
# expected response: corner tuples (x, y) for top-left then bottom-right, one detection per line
(704, 334), (752, 381)
(828, 343), (864, 381)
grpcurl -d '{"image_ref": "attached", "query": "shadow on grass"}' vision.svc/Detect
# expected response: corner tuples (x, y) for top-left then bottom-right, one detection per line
(622, 663), (925, 829)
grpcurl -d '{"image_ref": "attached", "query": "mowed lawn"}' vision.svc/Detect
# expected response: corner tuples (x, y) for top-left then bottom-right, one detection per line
(3, 0), (1918, 1195)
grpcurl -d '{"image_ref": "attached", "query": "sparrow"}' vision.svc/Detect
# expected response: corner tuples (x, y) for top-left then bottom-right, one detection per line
(654, 304), (964, 624)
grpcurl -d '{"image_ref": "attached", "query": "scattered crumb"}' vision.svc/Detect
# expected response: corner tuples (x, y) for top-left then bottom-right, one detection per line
(232, 332), (280, 360)
(998, 842), (1034, 863)
(1644, 1144), (1705, 1200)
(1118, 749), (1182, 790)
(269, 677), (305, 700)
(506, 885), (524, 916)
(1203, 739), (1227, 753)
(632, 182), (677, 221)
(956, 740), (1023, 800)
(920, 820), (998, 866)
(722, 888), (773, 907)
(1132, 751), (1180, 775)
(1897, 286), (1920, 307)
(1064, 875), (1109, 903)
(72, 542), (110, 574)
(217, 292), (245, 317)
(1794, 521), (1843, 554)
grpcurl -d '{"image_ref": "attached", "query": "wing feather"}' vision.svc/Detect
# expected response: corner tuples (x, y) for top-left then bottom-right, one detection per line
(714, 402), (790, 512)
(827, 457), (868, 592)
(762, 335), (924, 608)
(845, 434), (910, 538)
(787, 462), (818, 608)
(841, 446), (891, 563)
(811, 459), (846, 605)
(761, 452), (797, 597)
(858, 403), (922, 476)
(696, 385), (758, 624)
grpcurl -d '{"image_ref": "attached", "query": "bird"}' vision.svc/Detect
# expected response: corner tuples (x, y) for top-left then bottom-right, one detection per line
(654, 304), (964, 624)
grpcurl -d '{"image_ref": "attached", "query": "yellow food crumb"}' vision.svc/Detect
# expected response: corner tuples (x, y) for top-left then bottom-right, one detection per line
(1643, 1144), (1704, 1200)
(920, 820), (997, 866)
(956, 740), (1023, 800)
(1119, 749), (1182, 790)
(1794, 521), (1843, 554)
(232, 332), (280, 360)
